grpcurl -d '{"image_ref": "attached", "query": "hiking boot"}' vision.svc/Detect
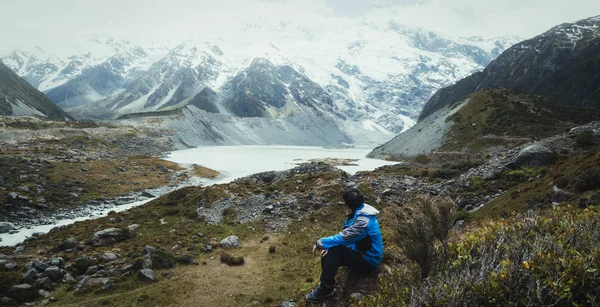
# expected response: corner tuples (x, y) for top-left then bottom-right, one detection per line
(305, 285), (336, 303)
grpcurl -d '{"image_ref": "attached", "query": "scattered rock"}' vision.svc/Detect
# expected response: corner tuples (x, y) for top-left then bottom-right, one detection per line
(42, 266), (63, 282)
(280, 300), (295, 307)
(0, 222), (15, 233)
(100, 253), (117, 263)
(85, 266), (99, 276)
(22, 268), (39, 284)
(143, 245), (156, 255)
(74, 277), (111, 293)
(0, 296), (17, 306)
(33, 277), (53, 291)
(127, 224), (139, 231)
(220, 236), (241, 248)
(38, 289), (50, 298)
(62, 273), (76, 283)
(57, 238), (78, 251)
(138, 269), (155, 282)
(269, 246), (276, 254)
(202, 245), (213, 253)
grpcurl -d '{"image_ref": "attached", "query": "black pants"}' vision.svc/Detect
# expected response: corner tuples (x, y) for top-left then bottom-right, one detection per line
(320, 246), (375, 288)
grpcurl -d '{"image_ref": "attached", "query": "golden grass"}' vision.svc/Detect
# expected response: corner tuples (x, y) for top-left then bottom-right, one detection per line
(192, 164), (220, 179)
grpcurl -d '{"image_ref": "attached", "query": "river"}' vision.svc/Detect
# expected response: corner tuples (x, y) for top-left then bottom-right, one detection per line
(0, 146), (396, 246)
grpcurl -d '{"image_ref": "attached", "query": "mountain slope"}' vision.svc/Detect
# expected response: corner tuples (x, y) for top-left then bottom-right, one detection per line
(368, 87), (600, 159)
(0, 61), (73, 120)
(419, 15), (600, 120)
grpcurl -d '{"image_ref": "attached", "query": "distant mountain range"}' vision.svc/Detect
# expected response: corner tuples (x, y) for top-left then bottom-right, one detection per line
(1, 11), (521, 145)
(370, 15), (600, 158)
(0, 61), (72, 120)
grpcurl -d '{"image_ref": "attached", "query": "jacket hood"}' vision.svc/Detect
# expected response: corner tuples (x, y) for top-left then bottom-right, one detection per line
(357, 204), (379, 216)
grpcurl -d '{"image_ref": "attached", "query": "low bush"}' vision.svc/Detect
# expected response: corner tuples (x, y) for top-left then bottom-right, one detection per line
(364, 207), (600, 306)
(220, 252), (245, 266)
(388, 196), (456, 278)
(150, 249), (176, 269)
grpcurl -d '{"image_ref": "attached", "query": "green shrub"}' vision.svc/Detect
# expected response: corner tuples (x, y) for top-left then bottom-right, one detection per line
(220, 252), (245, 266)
(388, 196), (456, 278)
(414, 155), (431, 165)
(364, 207), (600, 306)
(150, 249), (176, 269)
(0, 272), (21, 293)
(132, 257), (145, 270)
(568, 167), (600, 193)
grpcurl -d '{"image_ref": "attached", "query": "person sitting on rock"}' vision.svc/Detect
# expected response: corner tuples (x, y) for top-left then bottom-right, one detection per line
(306, 188), (383, 303)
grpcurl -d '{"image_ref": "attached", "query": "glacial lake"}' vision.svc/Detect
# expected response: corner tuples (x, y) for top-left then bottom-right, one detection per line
(164, 145), (398, 184)
(1, 146), (397, 246)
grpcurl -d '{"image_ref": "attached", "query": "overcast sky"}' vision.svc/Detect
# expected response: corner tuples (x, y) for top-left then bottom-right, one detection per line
(2, 0), (599, 53)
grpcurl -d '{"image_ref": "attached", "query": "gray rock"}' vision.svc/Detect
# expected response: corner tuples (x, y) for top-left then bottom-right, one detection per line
(74, 277), (110, 293)
(42, 266), (63, 282)
(100, 253), (117, 263)
(62, 272), (76, 283)
(254, 171), (277, 183)
(38, 289), (50, 298)
(49, 257), (65, 267)
(280, 300), (295, 307)
(33, 277), (53, 291)
(220, 236), (241, 248)
(93, 228), (122, 239)
(85, 266), (98, 276)
(143, 245), (156, 255)
(4, 263), (18, 271)
(6, 284), (38, 302)
(22, 269), (39, 284)
(202, 245), (213, 253)
(0, 296), (17, 306)
(510, 144), (554, 168)
(70, 193), (79, 200)
(0, 222), (15, 233)
(264, 205), (274, 212)
(57, 238), (78, 251)
(142, 255), (152, 269)
(137, 269), (154, 282)
(127, 224), (139, 231)
(17, 186), (30, 192)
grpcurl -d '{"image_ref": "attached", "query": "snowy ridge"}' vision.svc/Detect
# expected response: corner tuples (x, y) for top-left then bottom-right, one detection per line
(2, 16), (522, 145)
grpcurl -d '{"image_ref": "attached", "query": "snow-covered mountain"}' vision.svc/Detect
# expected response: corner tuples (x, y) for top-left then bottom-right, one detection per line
(2, 11), (521, 145)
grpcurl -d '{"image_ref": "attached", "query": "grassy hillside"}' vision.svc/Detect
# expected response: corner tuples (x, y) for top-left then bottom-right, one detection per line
(442, 87), (600, 154)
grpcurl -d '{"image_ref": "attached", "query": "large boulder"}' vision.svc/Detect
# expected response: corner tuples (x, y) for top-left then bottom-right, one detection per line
(220, 236), (241, 248)
(509, 144), (554, 169)
(6, 284), (38, 302)
(93, 228), (123, 239)
(57, 238), (79, 251)
(42, 266), (63, 282)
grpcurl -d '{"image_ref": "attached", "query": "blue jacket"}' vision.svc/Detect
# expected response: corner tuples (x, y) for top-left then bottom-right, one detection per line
(316, 204), (383, 267)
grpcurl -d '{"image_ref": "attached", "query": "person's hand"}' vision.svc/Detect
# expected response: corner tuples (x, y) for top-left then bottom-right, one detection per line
(321, 249), (328, 257)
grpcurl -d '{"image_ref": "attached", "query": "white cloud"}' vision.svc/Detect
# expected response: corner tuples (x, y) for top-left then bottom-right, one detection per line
(1, 0), (598, 54)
